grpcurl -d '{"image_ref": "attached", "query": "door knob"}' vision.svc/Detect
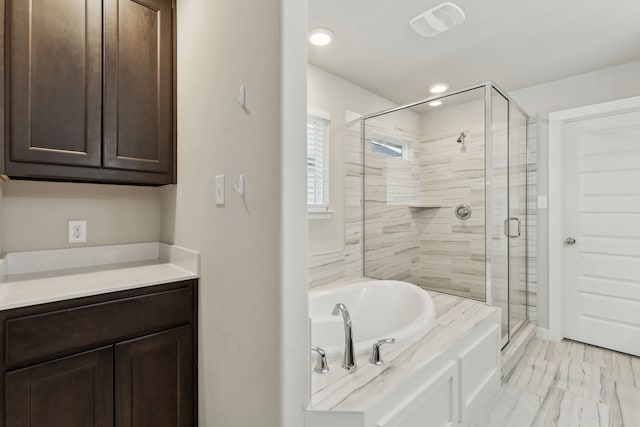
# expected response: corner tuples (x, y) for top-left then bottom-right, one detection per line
(565, 238), (576, 245)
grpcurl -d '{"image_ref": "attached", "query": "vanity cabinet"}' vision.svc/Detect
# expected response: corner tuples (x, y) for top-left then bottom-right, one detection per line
(115, 326), (193, 427)
(0, 280), (197, 427)
(6, 346), (115, 427)
(2, 0), (176, 185)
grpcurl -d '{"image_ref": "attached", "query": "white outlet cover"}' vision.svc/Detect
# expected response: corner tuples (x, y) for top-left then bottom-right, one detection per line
(68, 220), (87, 243)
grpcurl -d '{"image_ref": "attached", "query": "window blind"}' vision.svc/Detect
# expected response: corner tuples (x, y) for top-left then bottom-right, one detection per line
(307, 115), (330, 208)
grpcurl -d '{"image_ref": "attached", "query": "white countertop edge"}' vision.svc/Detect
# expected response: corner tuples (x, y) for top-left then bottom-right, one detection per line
(0, 242), (200, 311)
(0, 263), (198, 311)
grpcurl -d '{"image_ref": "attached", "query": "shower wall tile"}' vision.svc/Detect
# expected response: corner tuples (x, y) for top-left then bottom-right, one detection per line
(308, 249), (346, 288)
(417, 124), (487, 301)
(362, 118), (422, 283)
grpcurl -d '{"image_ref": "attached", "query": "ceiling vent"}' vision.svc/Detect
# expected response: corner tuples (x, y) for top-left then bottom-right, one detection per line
(409, 2), (466, 38)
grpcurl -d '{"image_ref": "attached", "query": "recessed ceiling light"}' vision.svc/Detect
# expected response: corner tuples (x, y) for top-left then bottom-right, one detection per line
(429, 100), (443, 107)
(308, 28), (334, 46)
(429, 83), (449, 94)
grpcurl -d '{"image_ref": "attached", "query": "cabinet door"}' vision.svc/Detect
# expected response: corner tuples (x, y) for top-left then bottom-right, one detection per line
(116, 326), (193, 427)
(458, 324), (501, 426)
(5, 346), (114, 427)
(103, 0), (173, 173)
(376, 361), (458, 427)
(8, 0), (102, 167)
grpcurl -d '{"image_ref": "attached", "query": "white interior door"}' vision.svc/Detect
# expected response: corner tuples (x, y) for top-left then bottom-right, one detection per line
(562, 106), (640, 356)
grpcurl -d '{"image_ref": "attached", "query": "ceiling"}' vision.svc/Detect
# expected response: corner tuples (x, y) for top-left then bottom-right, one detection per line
(308, 0), (640, 105)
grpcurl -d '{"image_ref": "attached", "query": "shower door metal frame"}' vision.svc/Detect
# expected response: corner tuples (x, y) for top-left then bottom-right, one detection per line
(485, 83), (532, 346)
(361, 82), (531, 347)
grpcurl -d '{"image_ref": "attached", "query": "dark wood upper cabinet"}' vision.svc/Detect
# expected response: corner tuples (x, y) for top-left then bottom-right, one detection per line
(8, 0), (102, 168)
(2, 0), (176, 185)
(104, 0), (173, 174)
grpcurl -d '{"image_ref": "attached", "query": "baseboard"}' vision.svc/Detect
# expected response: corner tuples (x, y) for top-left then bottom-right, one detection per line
(537, 327), (565, 342)
(536, 327), (551, 340)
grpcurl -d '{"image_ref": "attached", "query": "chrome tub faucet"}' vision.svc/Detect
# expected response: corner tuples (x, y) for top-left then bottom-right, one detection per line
(332, 303), (357, 371)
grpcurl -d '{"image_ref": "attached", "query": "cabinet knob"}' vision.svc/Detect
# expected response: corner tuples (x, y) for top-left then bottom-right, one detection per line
(565, 237), (576, 246)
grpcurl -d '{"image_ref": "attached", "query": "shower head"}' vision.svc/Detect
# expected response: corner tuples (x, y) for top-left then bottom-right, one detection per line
(457, 132), (466, 143)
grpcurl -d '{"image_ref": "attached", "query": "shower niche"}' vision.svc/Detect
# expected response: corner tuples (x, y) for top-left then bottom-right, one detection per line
(362, 83), (533, 346)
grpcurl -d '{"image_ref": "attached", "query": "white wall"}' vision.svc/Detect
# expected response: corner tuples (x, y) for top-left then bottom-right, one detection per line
(510, 60), (640, 115)
(1, 180), (161, 252)
(163, 1), (307, 425)
(509, 60), (640, 328)
(307, 65), (419, 253)
(280, 0), (311, 422)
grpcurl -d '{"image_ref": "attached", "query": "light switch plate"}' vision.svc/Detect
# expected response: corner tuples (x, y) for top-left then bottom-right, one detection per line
(68, 220), (87, 243)
(216, 175), (225, 206)
(537, 196), (548, 209)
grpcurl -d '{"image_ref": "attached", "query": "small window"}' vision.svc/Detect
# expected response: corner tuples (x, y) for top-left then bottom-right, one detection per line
(371, 133), (411, 160)
(307, 112), (330, 209)
(371, 139), (404, 159)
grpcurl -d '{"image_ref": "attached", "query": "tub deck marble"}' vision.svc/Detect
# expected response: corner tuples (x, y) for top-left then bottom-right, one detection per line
(309, 282), (500, 412)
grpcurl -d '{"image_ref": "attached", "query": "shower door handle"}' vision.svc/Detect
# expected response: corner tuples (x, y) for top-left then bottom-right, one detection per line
(504, 218), (521, 238)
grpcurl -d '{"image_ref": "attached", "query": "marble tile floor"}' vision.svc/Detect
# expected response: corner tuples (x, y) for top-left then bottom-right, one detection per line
(474, 337), (640, 427)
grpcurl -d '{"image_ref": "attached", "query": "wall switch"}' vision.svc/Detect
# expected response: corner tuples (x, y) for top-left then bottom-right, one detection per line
(215, 175), (225, 206)
(537, 196), (548, 210)
(68, 220), (87, 243)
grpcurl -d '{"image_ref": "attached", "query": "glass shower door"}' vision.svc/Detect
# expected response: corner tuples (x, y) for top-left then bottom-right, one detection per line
(490, 88), (529, 346)
(508, 105), (528, 337)
(490, 89), (510, 345)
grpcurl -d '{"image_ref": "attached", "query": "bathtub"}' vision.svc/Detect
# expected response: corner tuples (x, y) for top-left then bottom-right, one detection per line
(309, 280), (436, 357)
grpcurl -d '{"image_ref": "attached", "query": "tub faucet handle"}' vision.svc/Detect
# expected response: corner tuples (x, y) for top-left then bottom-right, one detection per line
(311, 346), (329, 373)
(369, 338), (396, 365)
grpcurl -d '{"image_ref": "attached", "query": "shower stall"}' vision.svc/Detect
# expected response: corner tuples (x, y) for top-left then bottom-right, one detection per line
(361, 82), (533, 347)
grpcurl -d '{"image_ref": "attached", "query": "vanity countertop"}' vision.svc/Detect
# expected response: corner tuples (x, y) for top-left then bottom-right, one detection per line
(308, 278), (500, 412)
(0, 242), (199, 311)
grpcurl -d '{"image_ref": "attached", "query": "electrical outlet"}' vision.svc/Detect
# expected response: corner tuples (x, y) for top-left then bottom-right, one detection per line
(68, 220), (87, 243)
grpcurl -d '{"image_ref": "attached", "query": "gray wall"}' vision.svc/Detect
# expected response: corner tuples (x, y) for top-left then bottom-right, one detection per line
(1, 180), (161, 252)
(161, 0), (308, 425)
